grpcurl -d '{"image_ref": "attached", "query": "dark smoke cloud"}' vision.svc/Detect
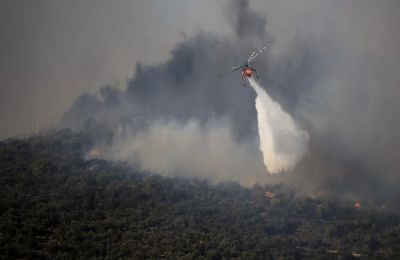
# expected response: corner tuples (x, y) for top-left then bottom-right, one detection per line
(62, 0), (400, 210)
(227, 0), (266, 39)
(62, 32), (258, 138)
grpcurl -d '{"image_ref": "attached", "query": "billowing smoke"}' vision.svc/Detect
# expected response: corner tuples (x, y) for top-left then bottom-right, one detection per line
(61, 0), (400, 209)
(249, 78), (308, 173)
(106, 119), (268, 186)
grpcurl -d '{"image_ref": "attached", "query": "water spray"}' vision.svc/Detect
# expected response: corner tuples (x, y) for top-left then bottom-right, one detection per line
(249, 78), (309, 173)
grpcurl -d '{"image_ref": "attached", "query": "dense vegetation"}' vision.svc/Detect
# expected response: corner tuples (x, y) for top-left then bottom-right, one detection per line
(1, 129), (399, 259)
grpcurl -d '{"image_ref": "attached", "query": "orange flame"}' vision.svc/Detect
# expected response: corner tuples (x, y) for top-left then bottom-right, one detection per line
(311, 191), (321, 197)
(88, 148), (101, 159)
(265, 191), (275, 199)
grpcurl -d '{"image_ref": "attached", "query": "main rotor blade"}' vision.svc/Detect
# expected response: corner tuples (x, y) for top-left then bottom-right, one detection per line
(231, 65), (242, 72)
(247, 45), (268, 63)
(219, 65), (242, 79)
(247, 51), (256, 62)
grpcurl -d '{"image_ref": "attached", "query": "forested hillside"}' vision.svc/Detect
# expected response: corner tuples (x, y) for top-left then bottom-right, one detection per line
(1, 129), (399, 259)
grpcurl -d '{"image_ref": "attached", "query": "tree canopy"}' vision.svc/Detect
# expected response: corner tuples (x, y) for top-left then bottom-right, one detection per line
(0, 130), (399, 259)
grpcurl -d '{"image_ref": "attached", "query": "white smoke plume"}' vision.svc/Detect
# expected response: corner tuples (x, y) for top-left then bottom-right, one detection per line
(249, 78), (309, 173)
(106, 119), (269, 187)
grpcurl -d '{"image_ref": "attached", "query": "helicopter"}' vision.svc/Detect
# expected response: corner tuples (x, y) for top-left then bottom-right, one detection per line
(230, 61), (259, 80)
(229, 46), (267, 85)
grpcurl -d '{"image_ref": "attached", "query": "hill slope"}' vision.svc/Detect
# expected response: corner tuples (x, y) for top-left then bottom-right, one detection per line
(1, 130), (399, 259)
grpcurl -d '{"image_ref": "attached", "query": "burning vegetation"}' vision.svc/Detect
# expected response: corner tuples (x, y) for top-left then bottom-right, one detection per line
(264, 191), (275, 199)
(0, 129), (399, 258)
(86, 147), (102, 159)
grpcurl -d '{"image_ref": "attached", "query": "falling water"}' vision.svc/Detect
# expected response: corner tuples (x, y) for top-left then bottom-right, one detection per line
(249, 78), (309, 173)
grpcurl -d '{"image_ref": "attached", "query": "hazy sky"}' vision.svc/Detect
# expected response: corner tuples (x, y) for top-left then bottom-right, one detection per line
(0, 0), (231, 138)
(0, 0), (341, 138)
(1, 0), (399, 141)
